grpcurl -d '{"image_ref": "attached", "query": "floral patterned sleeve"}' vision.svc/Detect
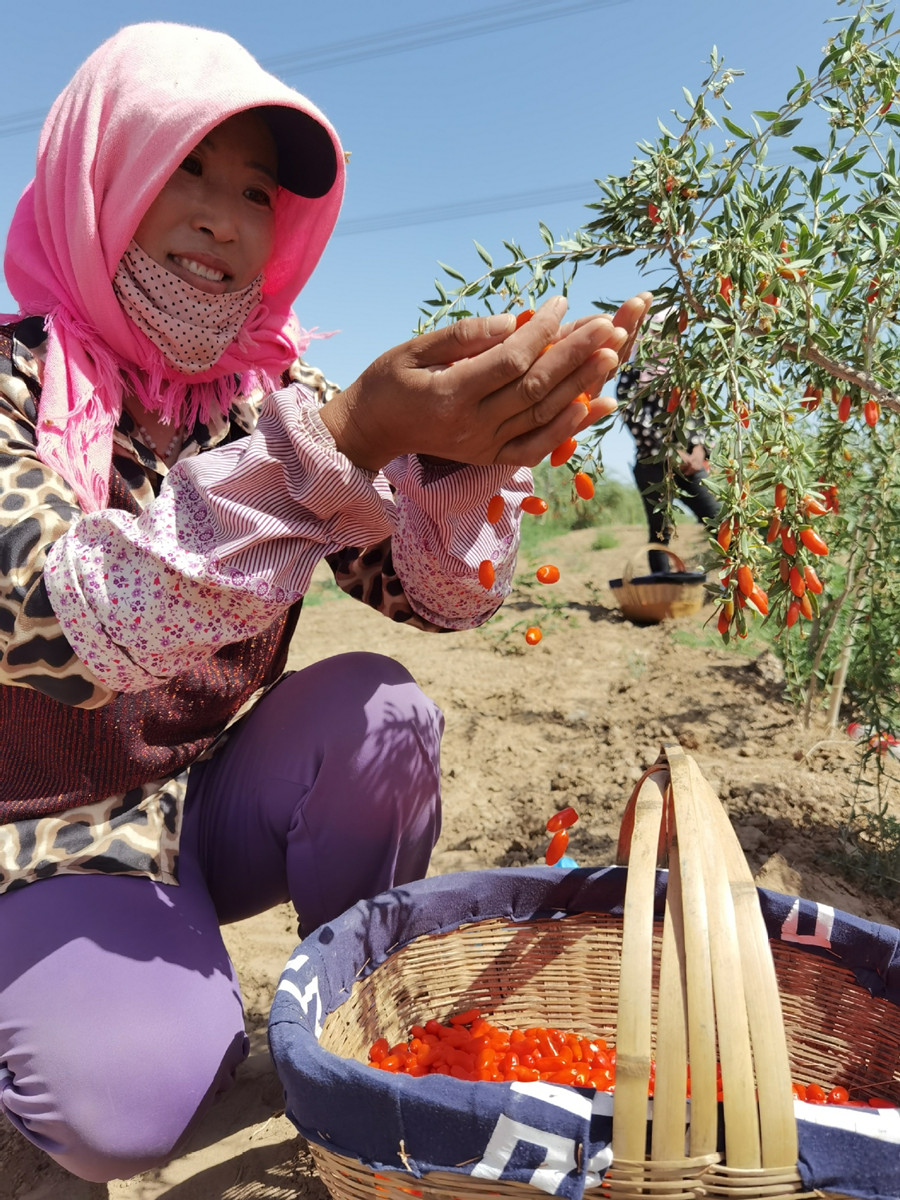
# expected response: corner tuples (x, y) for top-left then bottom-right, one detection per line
(324, 456), (531, 631)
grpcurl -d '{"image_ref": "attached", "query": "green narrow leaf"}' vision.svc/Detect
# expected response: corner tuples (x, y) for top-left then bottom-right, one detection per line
(753, 109), (783, 120)
(657, 118), (677, 137)
(835, 262), (858, 304)
(723, 117), (751, 138)
(832, 151), (865, 174)
(682, 86), (696, 108)
(437, 261), (467, 283)
(771, 118), (802, 136)
(474, 241), (493, 268)
(793, 145), (824, 161)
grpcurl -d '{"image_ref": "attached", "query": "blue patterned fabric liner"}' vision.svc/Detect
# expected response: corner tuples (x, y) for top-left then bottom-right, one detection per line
(269, 866), (900, 1200)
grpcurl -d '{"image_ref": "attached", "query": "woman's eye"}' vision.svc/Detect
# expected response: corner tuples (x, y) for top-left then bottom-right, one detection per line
(245, 187), (273, 207)
(179, 154), (202, 176)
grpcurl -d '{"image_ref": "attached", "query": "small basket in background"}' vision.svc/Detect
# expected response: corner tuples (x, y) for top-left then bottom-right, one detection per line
(608, 545), (706, 624)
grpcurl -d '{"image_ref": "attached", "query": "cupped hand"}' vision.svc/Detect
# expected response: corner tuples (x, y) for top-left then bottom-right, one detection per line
(319, 291), (652, 472)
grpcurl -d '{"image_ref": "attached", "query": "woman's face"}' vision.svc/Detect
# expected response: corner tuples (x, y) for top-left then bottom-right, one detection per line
(134, 110), (278, 294)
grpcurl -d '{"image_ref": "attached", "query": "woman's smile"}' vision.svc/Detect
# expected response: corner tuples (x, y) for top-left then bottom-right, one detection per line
(168, 252), (232, 291)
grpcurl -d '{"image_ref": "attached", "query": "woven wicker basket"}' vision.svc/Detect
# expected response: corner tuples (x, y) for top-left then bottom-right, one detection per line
(270, 744), (900, 1200)
(608, 547), (706, 624)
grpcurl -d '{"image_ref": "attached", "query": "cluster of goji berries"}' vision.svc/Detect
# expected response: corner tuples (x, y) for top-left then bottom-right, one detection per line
(476, 308), (596, 648)
(367, 1011), (894, 1108)
(792, 1081), (893, 1108)
(801, 381), (881, 428)
(716, 478), (832, 641)
(368, 1011), (618, 1087)
(544, 804), (578, 864)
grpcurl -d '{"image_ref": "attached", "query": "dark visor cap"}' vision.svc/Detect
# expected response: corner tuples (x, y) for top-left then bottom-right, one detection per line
(258, 105), (338, 198)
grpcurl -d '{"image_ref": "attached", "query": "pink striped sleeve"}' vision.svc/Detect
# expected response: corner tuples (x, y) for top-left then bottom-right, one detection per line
(44, 386), (396, 692)
(384, 456), (533, 629)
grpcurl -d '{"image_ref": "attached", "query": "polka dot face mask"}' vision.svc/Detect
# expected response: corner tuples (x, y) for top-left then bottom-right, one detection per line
(113, 241), (263, 374)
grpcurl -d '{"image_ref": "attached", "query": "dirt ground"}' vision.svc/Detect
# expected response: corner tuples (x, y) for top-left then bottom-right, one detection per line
(5, 522), (899, 1199)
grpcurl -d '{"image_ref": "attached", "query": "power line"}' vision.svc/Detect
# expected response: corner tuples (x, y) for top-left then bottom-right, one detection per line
(333, 180), (599, 236)
(0, 0), (624, 141)
(266, 0), (623, 76)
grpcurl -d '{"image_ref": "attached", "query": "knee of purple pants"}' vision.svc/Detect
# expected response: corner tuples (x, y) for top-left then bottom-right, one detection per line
(0, 1030), (247, 1184)
(185, 653), (445, 932)
(277, 653), (445, 932)
(0, 871), (249, 1184)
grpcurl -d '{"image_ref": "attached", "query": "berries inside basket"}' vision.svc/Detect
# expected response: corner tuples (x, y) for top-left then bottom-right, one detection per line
(269, 744), (900, 1200)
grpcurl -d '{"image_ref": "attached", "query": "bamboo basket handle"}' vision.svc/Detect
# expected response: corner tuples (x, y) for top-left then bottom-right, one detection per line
(614, 744), (799, 1177)
(657, 749), (720, 1159)
(649, 809), (691, 1163)
(622, 545), (689, 584)
(612, 768), (667, 1165)
(665, 743), (798, 1170)
(690, 764), (799, 1166)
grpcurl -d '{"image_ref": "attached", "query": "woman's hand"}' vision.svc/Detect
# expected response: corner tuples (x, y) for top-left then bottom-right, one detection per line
(319, 292), (652, 472)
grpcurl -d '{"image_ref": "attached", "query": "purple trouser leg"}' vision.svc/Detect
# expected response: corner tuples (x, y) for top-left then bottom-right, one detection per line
(0, 652), (443, 1182)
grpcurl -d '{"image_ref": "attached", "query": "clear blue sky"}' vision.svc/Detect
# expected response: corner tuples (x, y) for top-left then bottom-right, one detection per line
(0, 0), (832, 479)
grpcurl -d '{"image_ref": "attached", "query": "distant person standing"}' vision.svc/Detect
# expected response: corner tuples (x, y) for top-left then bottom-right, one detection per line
(617, 361), (720, 575)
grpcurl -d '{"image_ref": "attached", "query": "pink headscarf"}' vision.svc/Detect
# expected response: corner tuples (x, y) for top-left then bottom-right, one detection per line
(3, 22), (345, 511)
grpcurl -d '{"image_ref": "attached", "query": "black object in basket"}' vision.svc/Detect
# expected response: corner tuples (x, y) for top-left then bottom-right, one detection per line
(608, 545), (706, 624)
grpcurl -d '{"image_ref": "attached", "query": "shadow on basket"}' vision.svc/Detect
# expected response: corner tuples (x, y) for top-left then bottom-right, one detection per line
(608, 546), (707, 626)
(269, 744), (900, 1200)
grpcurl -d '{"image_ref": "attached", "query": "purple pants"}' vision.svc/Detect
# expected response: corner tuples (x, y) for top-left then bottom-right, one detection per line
(0, 652), (443, 1182)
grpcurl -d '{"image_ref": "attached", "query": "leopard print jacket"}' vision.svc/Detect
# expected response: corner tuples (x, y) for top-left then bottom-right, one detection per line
(0, 318), (444, 892)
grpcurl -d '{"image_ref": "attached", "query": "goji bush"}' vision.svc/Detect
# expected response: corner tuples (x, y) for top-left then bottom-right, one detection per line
(418, 0), (900, 754)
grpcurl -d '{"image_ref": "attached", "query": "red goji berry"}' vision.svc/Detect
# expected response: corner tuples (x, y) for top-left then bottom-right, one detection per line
(524, 626), (542, 646)
(865, 398), (881, 427)
(781, 528), (797, 555)
(520, 495), (548, 515)
(803, 495), (828, 517)
(369, 1037), (390, 1063)
(478, 560), (495, 589)
(486, 494), (505, 524)
(827, 1086), (850, 1105)
(546, 806), (578, 833)
(449, 1008), (481, 1026)
(789, 566), (806, 598)
(786, 600), (800, 628)
(749, 585), (769, 616)
(666, 386), (682, 413)
(774, 481), (788, 510)
(737, 564), (754, 597)
(803, 565), (824, 594)
(716, 520), (733, 552)
(837, 393), (852, 423)
(545, 830), (569, 865)
(550, 437), (577, 467)
(806, 1083), (827, 1104)
(573, 472), (594, 501)
(515, 309), (535, 329)
(800, 527), (829, 556)
(536, 564), (560, 585)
